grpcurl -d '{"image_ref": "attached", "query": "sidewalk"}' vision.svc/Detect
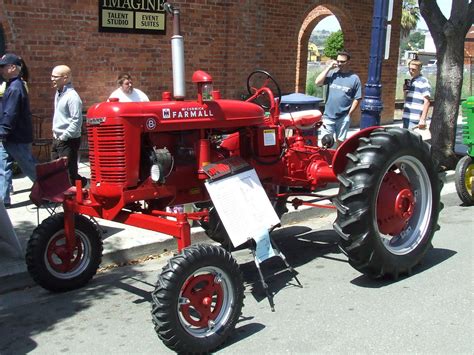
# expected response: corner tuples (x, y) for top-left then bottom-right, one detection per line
(0, 119), (465, 294)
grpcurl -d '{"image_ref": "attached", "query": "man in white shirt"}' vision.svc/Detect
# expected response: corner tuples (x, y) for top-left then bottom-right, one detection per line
(109, 73), (149, 102)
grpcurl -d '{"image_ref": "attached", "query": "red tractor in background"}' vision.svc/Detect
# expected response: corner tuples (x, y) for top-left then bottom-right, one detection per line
(25, 3), (442, 353)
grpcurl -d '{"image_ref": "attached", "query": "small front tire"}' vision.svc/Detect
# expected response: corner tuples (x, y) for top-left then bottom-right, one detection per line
(151, 244), (244, 353)
(26, 213), (103, 292)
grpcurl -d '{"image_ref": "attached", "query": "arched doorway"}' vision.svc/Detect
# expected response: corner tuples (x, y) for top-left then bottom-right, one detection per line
(295, 5), (359, 94)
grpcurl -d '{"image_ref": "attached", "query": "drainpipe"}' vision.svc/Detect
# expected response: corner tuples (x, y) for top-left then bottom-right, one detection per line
(360, 0), (393, 128)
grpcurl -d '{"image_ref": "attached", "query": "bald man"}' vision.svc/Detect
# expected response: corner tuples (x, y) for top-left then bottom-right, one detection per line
(51, 65), (86, 186)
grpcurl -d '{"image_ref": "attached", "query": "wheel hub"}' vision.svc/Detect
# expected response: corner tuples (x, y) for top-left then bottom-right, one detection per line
(466, 163), (474, 195)
(180, 274), (224, 328)
(47, 234), (83, 273)
(377, 170), (415, 236)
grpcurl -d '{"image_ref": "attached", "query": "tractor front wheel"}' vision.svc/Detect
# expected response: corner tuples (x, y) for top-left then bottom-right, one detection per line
(334, 128), (442, 279)
(26, 213), (103, 292)
(454, 155), (474, 205)
(151, 244), (244, 353)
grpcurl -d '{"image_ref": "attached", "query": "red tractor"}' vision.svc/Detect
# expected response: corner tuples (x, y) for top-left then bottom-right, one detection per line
(25, 4), (442, 353)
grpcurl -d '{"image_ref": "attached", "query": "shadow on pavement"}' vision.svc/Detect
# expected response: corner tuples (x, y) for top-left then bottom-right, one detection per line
(0, 264), (150, 354)
(221, 316), (266, 350)
(350, 247), (457, 288)
(238, 226), (342, 305)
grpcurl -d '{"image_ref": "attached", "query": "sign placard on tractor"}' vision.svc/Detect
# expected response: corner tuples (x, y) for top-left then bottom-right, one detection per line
(204, 163), (280, 248)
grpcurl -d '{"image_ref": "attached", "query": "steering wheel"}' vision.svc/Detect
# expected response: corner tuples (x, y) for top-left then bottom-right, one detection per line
(246, 70), (282, 110)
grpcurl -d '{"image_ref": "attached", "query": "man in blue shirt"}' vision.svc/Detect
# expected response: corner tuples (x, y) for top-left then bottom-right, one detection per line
(0, 53), (36, 208)
(315, 51), (362, 147)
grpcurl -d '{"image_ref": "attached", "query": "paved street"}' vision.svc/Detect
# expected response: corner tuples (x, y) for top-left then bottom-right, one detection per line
(0, 177), (472, 354)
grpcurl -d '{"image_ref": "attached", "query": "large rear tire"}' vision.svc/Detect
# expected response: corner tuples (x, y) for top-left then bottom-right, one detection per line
(26, 213), (103, 292)
(203, 207), (234, 250)
(333, 128), (442, 278)
(151, 244), (244, 353)
(454, 155), (474, 205)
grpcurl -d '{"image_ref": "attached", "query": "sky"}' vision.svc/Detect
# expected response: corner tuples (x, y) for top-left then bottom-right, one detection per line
(317, 0), (453, 32)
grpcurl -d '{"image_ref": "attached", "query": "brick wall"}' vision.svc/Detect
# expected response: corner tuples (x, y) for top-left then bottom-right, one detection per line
(1, 0), (402, 134)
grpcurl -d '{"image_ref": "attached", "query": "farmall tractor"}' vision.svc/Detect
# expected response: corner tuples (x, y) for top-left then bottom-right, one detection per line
(25, 4), (442, 354)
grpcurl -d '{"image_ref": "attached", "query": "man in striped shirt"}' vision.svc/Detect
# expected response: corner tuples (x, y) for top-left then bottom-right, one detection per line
(402, 59), (431, 129)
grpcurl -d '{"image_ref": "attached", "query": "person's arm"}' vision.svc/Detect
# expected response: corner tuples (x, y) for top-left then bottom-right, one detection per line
(348, 76), (362, 117)
(418, 96), (430, 129)
(315, 61), (337, 86)
(59, 94), (83, 141)
(348, 98), (361, 116)
(0, 86), (21, 140)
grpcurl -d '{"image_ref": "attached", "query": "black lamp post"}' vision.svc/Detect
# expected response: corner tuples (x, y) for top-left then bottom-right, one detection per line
(360, 0), (392, 128)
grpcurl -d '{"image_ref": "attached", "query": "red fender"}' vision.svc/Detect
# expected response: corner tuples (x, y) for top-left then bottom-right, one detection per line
(332, 126), (381, 175)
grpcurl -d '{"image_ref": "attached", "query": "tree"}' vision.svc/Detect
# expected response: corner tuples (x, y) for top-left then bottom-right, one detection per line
(400, 31), (426, 52)
(323, 30), (344, 59)
(401, 0), (420, 39)
(419, 0), (474, 169)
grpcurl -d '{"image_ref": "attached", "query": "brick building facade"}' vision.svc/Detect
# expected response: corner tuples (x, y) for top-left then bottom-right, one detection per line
(0, 0), (402, 136)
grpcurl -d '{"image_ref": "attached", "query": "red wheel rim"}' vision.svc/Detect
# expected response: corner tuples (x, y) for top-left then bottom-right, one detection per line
(377, 170), (415, 236)
(179, 273), (224, 328)
(46, 234), (83, 273)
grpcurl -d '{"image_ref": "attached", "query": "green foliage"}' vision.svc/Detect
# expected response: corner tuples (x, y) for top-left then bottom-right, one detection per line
(310, 30), (332, 47)
(401, 0), (420, 38)
(324, 30), (344, 59)
(306, 68), (324, 98)
(400, 31), (426, 52)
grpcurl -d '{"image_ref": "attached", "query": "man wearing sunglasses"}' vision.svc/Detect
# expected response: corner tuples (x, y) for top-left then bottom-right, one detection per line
(50, 65), (87, 187)
(315, 50), (361, 147)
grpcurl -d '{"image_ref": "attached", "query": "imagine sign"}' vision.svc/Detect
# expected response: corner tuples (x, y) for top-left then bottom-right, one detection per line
(99, 0), (166, 34)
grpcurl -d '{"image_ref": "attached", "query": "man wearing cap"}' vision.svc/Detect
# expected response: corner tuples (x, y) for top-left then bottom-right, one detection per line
(50, 65), (86, 186)
(0, 53), (36, 208)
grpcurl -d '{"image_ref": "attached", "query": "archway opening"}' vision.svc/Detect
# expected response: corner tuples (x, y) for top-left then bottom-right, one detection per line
(306, 15), (341, 99)
(296, 5), (357, 97)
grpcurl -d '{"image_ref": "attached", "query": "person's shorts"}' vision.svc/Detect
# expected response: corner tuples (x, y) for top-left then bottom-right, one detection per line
(320, 115), (350, 142)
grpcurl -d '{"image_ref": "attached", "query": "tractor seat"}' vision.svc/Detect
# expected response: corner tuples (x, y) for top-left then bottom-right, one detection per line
(278, 109), (322, 130)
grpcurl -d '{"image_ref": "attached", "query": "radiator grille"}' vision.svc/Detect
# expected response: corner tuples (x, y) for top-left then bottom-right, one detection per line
(89, 124), (127, 183)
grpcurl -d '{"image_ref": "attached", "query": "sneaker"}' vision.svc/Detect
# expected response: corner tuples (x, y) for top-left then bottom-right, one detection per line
(4, 203), (11, 209)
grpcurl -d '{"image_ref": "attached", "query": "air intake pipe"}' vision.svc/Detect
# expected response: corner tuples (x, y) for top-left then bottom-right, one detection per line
(165, 3), (185, 99)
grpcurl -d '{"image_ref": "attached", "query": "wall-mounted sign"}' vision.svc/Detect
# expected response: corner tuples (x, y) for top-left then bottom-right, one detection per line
(99, 0), (166, 35)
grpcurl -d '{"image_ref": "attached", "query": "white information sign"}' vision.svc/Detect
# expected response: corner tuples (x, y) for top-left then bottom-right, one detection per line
(204, 168), (280, 247)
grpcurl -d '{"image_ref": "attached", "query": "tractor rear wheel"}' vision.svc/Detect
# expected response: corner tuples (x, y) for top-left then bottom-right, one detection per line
(333, 128), (442, 279)
(202, 207), (234, 250)
(151, 244), (244, 353)
(454, 155), (474, 205)
(26, 213), (103, 292)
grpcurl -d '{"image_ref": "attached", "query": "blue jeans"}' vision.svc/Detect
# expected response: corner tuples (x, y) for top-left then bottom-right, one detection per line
(0, 141), (36, 205)
(0, 145), (13, 204)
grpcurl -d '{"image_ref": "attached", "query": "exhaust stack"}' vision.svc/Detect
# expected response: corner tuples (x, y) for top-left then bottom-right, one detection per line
(165, 3), (185, 99)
